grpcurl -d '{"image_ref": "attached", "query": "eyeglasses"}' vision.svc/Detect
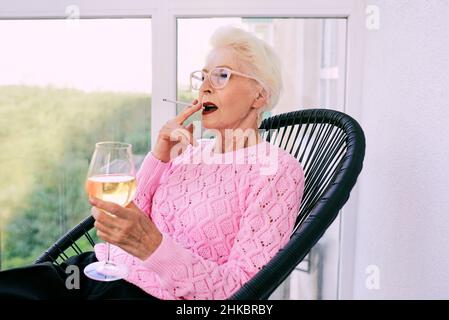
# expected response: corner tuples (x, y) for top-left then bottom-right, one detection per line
(190, 67), (264, 91)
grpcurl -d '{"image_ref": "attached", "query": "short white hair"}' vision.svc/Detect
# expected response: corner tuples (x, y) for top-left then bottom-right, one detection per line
(208, 26), (283, 118)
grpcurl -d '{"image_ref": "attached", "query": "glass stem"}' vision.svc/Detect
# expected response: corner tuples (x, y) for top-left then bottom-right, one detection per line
(106, 242), (111, 264)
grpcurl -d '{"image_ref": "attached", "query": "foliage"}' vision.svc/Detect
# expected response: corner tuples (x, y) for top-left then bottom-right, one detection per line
(0, 86), (151, 270)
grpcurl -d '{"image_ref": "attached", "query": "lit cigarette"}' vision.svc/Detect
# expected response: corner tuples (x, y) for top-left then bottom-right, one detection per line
(162, 98), (192, 107)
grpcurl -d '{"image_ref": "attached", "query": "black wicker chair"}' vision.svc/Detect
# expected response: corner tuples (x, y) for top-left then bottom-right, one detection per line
(36, 108), (365, 300)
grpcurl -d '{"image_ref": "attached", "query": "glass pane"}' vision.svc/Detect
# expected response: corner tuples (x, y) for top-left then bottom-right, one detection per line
(177, 17), (346, 299)
(0, 18), (151, 270)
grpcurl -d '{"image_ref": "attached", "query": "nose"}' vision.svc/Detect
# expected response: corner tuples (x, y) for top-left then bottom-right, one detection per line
(200, 88), (213, 103)
(200, 74), (214, 95)
(201, 87), (212, 96)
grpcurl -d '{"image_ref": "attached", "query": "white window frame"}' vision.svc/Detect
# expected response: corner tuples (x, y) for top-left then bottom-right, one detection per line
(0, 0), (365, 299)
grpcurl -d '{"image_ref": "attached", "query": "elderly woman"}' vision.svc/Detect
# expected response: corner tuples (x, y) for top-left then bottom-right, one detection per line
(0, 26), (304, 300)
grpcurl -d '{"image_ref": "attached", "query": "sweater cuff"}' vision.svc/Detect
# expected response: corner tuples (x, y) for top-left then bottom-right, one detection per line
(140, 234), (192, 280)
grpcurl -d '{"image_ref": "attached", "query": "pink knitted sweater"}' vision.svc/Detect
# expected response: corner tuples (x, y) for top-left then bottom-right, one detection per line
(94, 138), (304, 299)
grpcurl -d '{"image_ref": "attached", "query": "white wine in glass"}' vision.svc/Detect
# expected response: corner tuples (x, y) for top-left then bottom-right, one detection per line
(84, 141), (136, 281)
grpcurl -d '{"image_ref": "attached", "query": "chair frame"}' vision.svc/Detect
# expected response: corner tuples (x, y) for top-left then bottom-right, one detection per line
(35, 108), (365, 300)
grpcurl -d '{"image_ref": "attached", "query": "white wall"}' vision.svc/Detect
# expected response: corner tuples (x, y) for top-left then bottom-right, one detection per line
(353, 0), (449, 299)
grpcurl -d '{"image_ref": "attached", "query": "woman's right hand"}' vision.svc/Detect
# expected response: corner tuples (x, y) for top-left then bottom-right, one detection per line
(152, 99), (202, 163)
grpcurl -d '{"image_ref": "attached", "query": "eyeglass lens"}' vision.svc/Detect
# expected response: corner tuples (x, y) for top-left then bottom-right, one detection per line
(191, 68), (231, 90)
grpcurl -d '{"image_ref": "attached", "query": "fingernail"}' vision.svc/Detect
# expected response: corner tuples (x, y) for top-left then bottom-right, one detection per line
(91, 207), (99, 219)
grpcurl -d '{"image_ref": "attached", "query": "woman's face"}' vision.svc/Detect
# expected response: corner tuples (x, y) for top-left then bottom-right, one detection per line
(198, 47), (266, 131)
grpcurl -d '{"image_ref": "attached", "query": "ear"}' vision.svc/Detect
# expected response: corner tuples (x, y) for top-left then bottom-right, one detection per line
(251, 89), (268, 110)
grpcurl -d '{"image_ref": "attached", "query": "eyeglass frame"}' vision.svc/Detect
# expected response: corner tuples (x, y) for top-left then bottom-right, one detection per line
(189, 67), (267, 92)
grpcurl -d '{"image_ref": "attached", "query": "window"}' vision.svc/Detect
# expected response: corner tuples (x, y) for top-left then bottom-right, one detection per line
(0, 18), (151, 270)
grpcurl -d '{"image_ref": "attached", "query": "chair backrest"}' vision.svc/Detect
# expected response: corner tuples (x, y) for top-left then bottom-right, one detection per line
(229, 108), (365, 299)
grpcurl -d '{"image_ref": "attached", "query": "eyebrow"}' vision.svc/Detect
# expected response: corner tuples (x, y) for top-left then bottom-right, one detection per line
(202, 65), (233, 72)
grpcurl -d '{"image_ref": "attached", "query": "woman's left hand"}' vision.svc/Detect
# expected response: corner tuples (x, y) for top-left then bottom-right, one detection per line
(89, 197), (162, 261)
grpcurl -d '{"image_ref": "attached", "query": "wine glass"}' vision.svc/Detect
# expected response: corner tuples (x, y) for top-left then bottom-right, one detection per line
(84, 141), (137, 281)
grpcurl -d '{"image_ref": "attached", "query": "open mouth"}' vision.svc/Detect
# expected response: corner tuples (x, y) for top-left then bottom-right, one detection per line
(202, 102), (218, 115)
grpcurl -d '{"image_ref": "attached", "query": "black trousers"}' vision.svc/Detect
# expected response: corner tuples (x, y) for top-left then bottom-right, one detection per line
(0, 252), (157, 300)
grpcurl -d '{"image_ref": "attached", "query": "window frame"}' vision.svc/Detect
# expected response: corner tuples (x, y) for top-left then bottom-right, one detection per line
(0, 0), (365, 299)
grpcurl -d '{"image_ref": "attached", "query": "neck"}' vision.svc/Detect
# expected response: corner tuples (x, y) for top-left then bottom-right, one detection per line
(213, 128), (261, 154)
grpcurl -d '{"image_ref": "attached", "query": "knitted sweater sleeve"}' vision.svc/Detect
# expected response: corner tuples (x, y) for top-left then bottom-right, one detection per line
(133, 151), (172, 216)
(140, 158), (305, 299)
